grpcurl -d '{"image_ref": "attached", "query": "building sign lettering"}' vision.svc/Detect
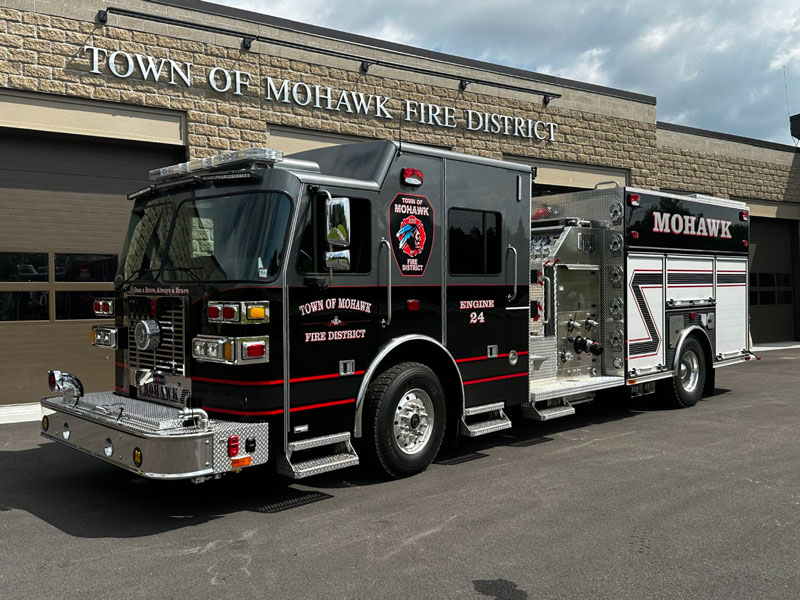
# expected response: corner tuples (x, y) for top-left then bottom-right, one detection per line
(83, 45), (558, 141)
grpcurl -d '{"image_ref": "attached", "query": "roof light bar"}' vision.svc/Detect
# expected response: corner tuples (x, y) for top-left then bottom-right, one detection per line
(149, 148), (284, 181)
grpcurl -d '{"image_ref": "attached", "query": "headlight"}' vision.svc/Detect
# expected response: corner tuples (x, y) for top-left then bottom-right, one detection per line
(91, 326), (118, 349)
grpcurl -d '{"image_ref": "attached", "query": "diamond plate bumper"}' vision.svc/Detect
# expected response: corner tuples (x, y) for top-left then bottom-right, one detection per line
(41, 391), (268, 480)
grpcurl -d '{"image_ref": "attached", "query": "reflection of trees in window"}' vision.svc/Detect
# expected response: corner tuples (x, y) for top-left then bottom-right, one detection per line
(0, 291), (49, 321)
(0, 253), (48, 282)
(449, 209), (501, 275)
(122, 204), (171, 280)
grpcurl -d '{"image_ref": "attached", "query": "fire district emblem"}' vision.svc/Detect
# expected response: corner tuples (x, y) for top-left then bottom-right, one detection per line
(389, 193), (434, 276)
(396, 215), (426, 257)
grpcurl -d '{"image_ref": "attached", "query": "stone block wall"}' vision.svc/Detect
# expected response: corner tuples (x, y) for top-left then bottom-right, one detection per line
(658, 144), (800, 203)
(0, 2), (659, 188)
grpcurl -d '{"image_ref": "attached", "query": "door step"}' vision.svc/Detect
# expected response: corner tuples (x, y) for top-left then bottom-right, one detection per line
(521, 398), (576, 421)
(277, 432), (359, 479)
(460, 402), (513, 437)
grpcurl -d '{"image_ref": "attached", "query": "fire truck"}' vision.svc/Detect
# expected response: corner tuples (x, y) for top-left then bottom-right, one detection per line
(40, 141), (754, 482)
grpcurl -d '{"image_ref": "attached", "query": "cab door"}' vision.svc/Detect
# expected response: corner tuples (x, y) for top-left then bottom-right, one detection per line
(444, 160), (529, 408)
(286, 186), (381, 443)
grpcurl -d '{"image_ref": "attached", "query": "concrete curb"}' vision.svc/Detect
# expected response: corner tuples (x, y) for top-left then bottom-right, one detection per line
(0, 402), (45, 425)
(752, 342), (800, 352)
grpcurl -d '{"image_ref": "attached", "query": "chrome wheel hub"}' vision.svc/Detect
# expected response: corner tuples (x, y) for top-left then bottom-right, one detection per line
(679, 350), (700, 393)
(393, 388), (434, 455)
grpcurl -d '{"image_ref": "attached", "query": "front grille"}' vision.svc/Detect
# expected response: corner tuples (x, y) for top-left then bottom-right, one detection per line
(126, 296), (186, 376)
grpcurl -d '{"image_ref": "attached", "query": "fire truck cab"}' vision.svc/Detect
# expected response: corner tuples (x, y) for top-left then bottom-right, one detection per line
(40, 141), (752, 482)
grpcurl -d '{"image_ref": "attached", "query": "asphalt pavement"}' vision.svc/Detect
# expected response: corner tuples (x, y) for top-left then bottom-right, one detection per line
(1, 349), (799, 600)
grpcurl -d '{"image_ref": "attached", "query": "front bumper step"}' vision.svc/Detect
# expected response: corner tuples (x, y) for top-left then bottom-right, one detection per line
(41, 391), (268, 480)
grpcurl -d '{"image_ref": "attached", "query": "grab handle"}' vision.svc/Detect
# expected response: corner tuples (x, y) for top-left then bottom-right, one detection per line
(542, 275), (552, 324)
(506, 244), (518, 302)
(380, 238), (392, 328)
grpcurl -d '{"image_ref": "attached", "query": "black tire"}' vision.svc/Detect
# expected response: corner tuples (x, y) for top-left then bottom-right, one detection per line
(363, 362), (446, 479)
(671, 337), (706, 408)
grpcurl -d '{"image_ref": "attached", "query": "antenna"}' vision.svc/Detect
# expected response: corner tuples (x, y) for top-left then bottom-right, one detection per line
(398, 108), (403, 154)
(784, 66), (798, 147)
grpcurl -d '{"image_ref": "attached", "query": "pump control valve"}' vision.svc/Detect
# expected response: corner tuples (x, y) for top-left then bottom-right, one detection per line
(574, 336), (603, 356)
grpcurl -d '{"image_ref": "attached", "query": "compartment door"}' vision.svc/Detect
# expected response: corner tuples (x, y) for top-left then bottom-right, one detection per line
(666, 255), (714, 306)
(716, 257), (749, 357)
(626, 254), (665, 374)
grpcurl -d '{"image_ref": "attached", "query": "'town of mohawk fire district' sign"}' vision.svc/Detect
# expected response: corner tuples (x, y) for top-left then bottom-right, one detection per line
(390, 194), (434, 276)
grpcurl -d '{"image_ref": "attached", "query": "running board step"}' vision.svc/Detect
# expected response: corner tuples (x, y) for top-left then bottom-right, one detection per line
(521, 399), (576, 421)
(277, 432), (359, 479)
(460, 403), (512, 437)
(464, 401), (505, 417)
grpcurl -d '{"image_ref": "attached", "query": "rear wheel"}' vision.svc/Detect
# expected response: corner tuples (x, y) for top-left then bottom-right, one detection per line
(364, 362), (446, 479)
(671, 337), (706, 408)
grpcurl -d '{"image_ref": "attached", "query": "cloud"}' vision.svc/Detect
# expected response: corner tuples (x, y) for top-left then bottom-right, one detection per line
(210, 0), (800, 143)
(548, 48), (611, 86)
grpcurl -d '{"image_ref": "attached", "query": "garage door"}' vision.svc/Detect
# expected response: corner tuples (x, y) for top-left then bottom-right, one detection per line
(749, 217), (797, 343)
(0, 129), (185, 405)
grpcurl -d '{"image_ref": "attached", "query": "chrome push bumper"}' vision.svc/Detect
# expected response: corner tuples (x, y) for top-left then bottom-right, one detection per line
(41, 392), (269, 480)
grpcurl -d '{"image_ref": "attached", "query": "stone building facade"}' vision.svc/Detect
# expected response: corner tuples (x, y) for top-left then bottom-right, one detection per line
(0, 0), (798, 405)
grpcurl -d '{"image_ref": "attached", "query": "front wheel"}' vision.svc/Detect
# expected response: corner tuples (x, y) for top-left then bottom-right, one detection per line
(671, 337), (706, 408)
(363, 362), (446, 479)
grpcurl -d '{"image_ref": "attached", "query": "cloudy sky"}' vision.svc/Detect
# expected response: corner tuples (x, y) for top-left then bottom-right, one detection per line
(210, 0), (800, 145)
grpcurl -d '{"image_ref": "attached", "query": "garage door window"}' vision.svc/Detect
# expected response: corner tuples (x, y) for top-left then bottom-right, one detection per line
(55, 254), (118, 282)
(750, 272), (792, 306)
(0, 291), (49, 321)
(0, 251), (117, 321)
(0, 252), (48, 282)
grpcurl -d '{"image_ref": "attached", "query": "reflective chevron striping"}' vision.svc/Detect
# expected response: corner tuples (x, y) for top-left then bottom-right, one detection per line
(629, 271), (663, 357)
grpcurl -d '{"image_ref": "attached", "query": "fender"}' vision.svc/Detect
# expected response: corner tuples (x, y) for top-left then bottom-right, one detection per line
(672, 325), (712, 371)
(353, 334), (464, 437)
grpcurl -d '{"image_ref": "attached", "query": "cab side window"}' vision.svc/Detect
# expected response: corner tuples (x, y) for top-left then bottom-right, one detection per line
(297, 196), (371, 274)
(448, 208), (501, 275)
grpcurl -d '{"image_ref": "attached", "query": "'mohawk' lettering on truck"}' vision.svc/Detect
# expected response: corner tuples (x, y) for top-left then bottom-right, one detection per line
(652, 211), (732, 239)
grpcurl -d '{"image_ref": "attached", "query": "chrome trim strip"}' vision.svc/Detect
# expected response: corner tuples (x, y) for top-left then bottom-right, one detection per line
(626, 186), (749, 210)
(442, 158), (448, 345)
(394, 142), (532, 173)
(623, 372), (671, 385)
(380, 238), (392, 327)
(713, 357), (747, 369)
(353, 334), (464, 437)
(282, 188), (303, 454)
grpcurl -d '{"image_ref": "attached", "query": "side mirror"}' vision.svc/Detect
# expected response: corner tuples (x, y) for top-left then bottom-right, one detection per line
(325, 249), (351, 272)
(325, 197), (351, 248)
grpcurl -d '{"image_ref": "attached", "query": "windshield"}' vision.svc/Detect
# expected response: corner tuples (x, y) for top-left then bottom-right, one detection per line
(118, 200), (174, 283)
(118, 192), (292, 284)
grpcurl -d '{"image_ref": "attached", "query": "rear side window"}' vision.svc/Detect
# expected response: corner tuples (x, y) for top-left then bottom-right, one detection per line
(448, 208), (501, 275)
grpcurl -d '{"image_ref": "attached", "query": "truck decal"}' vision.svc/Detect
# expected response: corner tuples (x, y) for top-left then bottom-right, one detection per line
(390, 193), (434, 276)
(652, 212), (732, 239)
(667, 271), (713, 287)
(298, 298), (372, 315)
(628, 270), (663, 357)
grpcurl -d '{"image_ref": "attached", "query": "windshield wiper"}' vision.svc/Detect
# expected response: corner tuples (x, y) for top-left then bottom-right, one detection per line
(163, 266), (213, 292)
(117, 266), (159, 289)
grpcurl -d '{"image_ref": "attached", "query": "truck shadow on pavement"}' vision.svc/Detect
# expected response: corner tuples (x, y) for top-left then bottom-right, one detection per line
(0, 387), (730, 537)
(0, 428), (337, 538)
